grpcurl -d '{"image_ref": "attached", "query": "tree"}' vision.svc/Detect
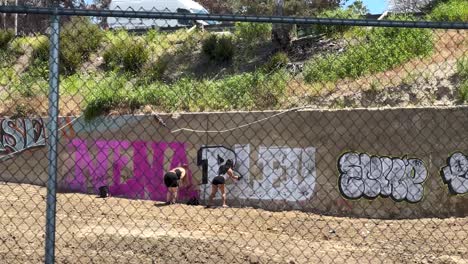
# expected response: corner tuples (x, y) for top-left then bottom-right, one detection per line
(192, 0), (232, 13)
(197, 0), (343, 16)
(271, 0), (344, 50)
(347, 0), (368, 15)
(388, 0), (435, 12)
(272, 0), (291, 50)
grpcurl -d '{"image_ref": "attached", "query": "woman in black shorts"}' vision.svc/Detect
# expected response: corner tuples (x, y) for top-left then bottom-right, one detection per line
(164, 164), (188, 205)
(206, 159), (240, 208)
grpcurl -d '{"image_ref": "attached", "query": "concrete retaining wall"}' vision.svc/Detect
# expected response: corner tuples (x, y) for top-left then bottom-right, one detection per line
(1, 106), (467, 218)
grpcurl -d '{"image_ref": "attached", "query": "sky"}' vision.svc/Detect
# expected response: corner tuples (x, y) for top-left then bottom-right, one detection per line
(344, 0), (389, 14)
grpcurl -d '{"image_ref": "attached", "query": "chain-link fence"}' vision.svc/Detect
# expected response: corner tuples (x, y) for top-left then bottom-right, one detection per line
(0, 2), (467, 263)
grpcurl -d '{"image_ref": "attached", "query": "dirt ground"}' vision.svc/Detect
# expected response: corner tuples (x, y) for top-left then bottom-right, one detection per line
(0, 183), (467, 264)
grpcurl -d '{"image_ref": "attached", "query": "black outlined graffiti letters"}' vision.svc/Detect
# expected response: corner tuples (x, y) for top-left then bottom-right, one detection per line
(338, 152), (427, 202)
(442, 152), (468, 194)
(0, 118), (46, 157)
(198, 145), (316, 202)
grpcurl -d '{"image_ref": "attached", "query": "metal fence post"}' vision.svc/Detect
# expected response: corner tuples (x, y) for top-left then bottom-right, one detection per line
(44, 11), (60, 264)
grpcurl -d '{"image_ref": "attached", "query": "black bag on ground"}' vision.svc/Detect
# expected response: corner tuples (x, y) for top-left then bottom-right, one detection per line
(98, 186), (109, 198)
(186, 197), (199, 206)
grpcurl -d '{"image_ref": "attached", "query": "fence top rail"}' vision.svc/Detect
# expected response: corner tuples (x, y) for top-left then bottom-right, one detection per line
(0, 5), (467, 29)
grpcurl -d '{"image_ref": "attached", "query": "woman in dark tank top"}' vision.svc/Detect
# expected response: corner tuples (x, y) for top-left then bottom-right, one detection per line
(206, 159), (240, 208)
(163, 164), (189, 205)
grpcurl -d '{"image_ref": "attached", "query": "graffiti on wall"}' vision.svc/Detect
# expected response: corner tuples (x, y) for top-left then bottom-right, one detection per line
(441, 152), (468, 194)
(338, 152), (427, 202)
(64, 138), (198, 201)
(0, 117), (46, 157)
(197, 145), (316, 202)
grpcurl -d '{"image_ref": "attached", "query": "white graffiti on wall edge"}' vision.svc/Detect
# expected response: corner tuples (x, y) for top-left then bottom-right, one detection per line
(338, 152), (427, 202)
(199, 145), (316, 202)
(441, 152), (468, 194)
(0, 118), (46, 158)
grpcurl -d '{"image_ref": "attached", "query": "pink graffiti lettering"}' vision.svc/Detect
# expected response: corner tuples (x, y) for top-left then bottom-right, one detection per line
(64, 138), (198, 201)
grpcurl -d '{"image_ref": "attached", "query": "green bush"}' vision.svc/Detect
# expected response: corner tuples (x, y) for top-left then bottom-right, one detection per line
(146, 59), (168, 81)
(9, 67), (48, 98)
(103, 36), (149, 73)
(32, 37), (50, 61)
(29, 59), (49, 79)
(234, 22), (272, 44)
(11, 35), (48, 55)
(137, 58), (169, 85)
(457, 57), (468, 103)
(215, 36), (234, 62)
(263, 52), (289, 72)
(0, 67), (19, 86)
(456, 57), (468, 79)
(315, 8), (362, 37)
(30, 18), (103, 75)
(429, 0), (468, 22)
(202, 34), (217, 57)
(83, 69), (289, 120)
(202, 34), (234, 63)
(60, 17), (104, 74)
(145, 29), (160, 42)
(0, 30), (14, 50)
(459, 81), (468, 103)
(304, 17), (434, 83)
(82, 73), (132, 121)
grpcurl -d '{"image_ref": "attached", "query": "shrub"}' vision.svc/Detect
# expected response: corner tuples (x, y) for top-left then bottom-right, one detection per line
(60, 17), (104, 74)
(84, 96), (121, 122)
(459, 81), (468, 103)
(429, 0), (468, 22)
(263, 52), (289, 72)
(304, 16), (434, 83)
(29, 59), (49, 79)
(202, 34), (217, 57)
(83, 69), (289, 119)
(315, 8), (362, 37)
(215, 36), (234, 62)
(458, 80), (468, 103)
(103, 34), (149, 73)
(82, 73), (131, 121)
(202, 34), (234, 63)
(11, 35), (48, 55)
(250, 70), (288, 108)
(137, 58), (169, 85)
(146, 29), (160, 42)
(32, 37), (50, 61)
(456, 57), (468, 79)
(30, 18), (103, 75)
(457, 57), (468, 103)
(0, 67), (19, 86)
(234, 22), (272, 44)
(146, 59), (168, 81)
(0, 30), (14, 50)
(10, 68), (48, 98)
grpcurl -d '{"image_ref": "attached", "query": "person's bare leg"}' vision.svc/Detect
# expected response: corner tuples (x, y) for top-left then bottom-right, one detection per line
(219, 184), (227, 207)
(207, 185), (218, 207)
(166, 190), (171, 204)
(172, 187), (178, 204)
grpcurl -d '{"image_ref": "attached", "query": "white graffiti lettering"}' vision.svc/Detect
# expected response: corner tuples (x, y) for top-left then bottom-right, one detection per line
(441, 152), (468, 194)
(0, 118), (46, 157)
(198, 145), (316, 202)
(338, 152), (427, 202)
